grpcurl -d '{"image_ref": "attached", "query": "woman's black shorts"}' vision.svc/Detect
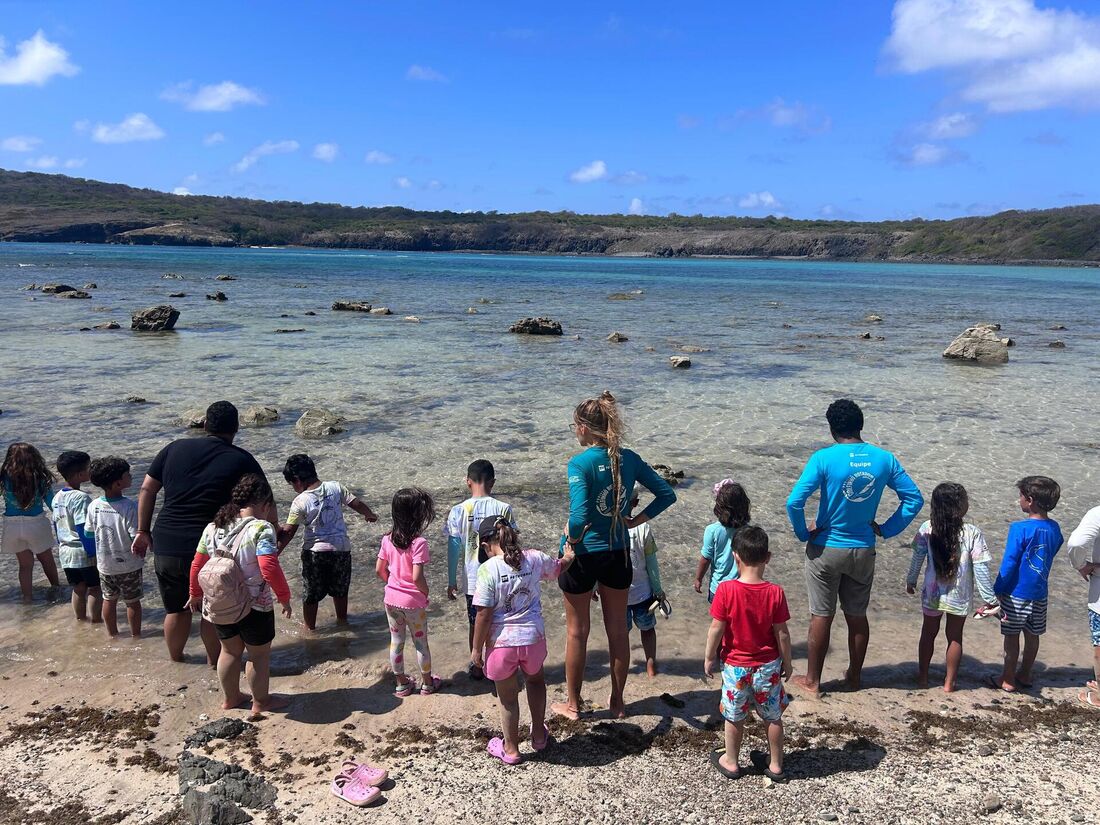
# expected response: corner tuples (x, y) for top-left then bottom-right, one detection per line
(558, 549), (632, 594)
(216, 608), (276, 646)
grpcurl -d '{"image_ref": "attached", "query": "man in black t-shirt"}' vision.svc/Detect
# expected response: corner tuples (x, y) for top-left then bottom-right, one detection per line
(132, 401), (274, 663)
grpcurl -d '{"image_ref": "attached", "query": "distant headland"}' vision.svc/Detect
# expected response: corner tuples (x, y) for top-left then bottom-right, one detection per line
(2, 169), (1098, 265)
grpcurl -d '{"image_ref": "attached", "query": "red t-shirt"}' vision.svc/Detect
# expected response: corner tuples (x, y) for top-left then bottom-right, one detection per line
(710, 579), (790, 667)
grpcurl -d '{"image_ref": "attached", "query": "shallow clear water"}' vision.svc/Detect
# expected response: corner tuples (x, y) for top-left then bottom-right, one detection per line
(1, 243), (1099, 670)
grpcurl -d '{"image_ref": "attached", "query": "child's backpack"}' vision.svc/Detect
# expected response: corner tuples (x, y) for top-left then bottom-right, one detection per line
(198, 526), (254, 625)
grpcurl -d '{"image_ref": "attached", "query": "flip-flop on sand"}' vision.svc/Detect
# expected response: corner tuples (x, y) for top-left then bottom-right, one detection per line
(1087, 680), (1098, 692)
(1077, 690), (1100, 710)
(749, 750), (788, 783)
(531, 725), (552, 752)
(709, 747), (743, 779)
(986, 674), (1015, 692)
(331, 774), (381, 807)
(339, 760), (388, 787)
(487, 737), (522, 765)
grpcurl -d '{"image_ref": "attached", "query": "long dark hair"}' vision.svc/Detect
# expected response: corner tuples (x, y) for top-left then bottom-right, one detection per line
(484, 517), (523, 571)
(714, 481), (751, 529)
(574, 391), (626, 543)
(390, 487), (436, 550)
(929, 482), (967, 581)
(0, 442), (53, 509)
(214, 474), (274, 530)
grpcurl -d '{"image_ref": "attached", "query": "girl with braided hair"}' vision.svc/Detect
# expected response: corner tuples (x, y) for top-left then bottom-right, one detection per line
(552, 391), (677, 720)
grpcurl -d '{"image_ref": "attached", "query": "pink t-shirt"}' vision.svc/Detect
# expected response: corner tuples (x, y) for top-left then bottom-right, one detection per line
(379, 535), (429, 610)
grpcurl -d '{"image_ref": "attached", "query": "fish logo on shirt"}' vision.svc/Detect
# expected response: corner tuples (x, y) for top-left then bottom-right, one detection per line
(842, 472), (876, 503)
(1025, 542), (1050, 580)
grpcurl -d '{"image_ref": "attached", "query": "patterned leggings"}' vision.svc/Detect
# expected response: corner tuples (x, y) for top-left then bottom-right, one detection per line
(385, 604), (432, 682)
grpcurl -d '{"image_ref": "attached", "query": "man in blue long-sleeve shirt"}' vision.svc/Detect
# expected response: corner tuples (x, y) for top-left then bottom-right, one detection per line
(785, 399), (924, 695)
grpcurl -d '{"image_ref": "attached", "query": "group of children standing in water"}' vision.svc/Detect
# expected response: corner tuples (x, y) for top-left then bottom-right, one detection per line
(1, 391), (1098, 794)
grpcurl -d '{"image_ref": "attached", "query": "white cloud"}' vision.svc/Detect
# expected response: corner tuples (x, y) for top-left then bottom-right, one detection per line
(731, 98), (831, 134)
(63, 158), (85, 169)
(569, 159), (607, 183)
(1, 135), (41, 152)
(393, 176), (412, 189)
(91, 113), (165, 144)
(162, 81), (265, 112)
(628, 197), (645, 215)
(183, 172), (199, 184)
(365, 149), (395, 165)
(897, 142), (966, 167)
(885, 0), (1100, 112)
(173, 187), (193, 196)
(921, 111), (979, 139)
(738, 191), (781, 209)
(609, 170), (648, 185)
(406, 64), (448, 82)
(25, 155), (58, 169)
(203, 131), (225, 146)
(312, 142), (339, 162)
(0, 30), (79, 86)
(425, 179), (443, 190)
(232, 139), (299, 172)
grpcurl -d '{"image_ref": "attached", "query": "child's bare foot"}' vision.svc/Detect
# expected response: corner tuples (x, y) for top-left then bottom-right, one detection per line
(916, 673), (930, 689)
(987, 673), (1015, 692)
(608, 696), (627, 719)
(253, 695), (289, 713)
(942, 681), (957, 694)
(222, 693), (252, 710)
(550, 701), (581, 720)
(844, 669), (861, 691)
(646, 661), (659, 678)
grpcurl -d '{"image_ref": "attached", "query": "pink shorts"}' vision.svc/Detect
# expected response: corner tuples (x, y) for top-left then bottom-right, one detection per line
(484, 638), (547, 682)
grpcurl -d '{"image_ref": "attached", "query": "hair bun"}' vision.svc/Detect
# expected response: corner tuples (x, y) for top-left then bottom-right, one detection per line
(599, 390), (616, 403)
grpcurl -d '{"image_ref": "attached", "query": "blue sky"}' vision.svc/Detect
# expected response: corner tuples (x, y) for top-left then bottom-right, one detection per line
(2, 0), (1099, 220)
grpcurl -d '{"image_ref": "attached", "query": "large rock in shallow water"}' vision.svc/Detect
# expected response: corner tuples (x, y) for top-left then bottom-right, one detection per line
(132, 305), (180, 332)
(40, 283), (76, 294)
(332, 301), (371, 312)
(509, 317), (563, 336)
(241, 406), (279, 427)
(942, 323), (1011, 364)
(295, 408), (345, 438)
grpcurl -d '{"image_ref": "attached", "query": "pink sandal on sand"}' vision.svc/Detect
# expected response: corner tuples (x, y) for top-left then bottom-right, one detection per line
(531, 725), (552, 752)
(420, 675), (442, 695)
(394, 679), (416, 698)
(487, 737), (522, 765)
(339, 760), (388, 787)
(331, 774), (381, 806)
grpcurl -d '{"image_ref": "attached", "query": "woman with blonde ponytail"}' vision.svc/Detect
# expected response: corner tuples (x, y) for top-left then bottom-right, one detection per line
(552, 391), (677, 720)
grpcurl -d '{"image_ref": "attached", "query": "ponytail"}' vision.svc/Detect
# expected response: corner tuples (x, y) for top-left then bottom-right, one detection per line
(574, 390), (626, 544)
(485, 517), (524, 570)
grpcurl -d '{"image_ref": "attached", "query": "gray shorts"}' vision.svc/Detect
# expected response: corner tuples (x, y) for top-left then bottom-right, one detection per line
(805, 544), (876, 617)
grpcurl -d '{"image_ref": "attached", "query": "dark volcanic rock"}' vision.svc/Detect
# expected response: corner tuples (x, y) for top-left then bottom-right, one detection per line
(92, 321), (121, 330)
(1049, 340), (1066, 348)
(56, 289), (91, 299)
(669, 356), (692, 368)
(215, 274), (237, 281)
(83, 282), (98, 289)
(185, 718), (252, 748)
(607, 331), (629, 342)
(40, 283), (76, 293)
(332, 301), (371, 312)
(274, 328), (306, 334)
(181, 788), (252, 825)
(206, 291), (228, 302)
(131, 305), (180, 331)
(169, 292), (186, 298)
(652, 464), (685, 485)
(510, 317), (563, 336)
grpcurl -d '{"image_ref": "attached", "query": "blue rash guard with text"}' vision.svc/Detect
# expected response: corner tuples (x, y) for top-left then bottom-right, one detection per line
(566, 447), (676, 554)
(786, 442), (923, 548)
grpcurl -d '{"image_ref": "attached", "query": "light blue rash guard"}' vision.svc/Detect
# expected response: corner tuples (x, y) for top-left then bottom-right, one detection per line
(566, 447), (677, 554)
(786, 442), (923, 548)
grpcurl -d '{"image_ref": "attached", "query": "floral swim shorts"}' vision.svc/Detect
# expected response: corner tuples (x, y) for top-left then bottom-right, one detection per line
(1090, 609), (1100, 647)
(720, 657), (790, 723)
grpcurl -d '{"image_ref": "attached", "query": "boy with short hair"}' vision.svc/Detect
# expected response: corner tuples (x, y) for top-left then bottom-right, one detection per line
(704, 525), (792, 782)
(85, 457), (144, 638)
(278, 454), (378, 631)
(444, 459), (517, 679)
(52, 450), (102, 622)
(626, 495), (665, 677)
(992, 475), (1064, 692)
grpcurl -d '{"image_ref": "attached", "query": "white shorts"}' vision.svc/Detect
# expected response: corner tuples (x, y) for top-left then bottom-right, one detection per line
(2, 515), (57, 555)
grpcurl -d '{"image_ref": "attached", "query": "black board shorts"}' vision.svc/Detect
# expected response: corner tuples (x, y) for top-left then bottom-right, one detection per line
(63, 566), (101, 589)
(155, 554), (193, 614)
(216, 609), (276, 646)
(558, 548), (632, 594)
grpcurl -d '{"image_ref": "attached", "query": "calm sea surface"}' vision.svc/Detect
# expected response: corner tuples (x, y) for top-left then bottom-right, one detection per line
(1, 243), (1098, 670)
